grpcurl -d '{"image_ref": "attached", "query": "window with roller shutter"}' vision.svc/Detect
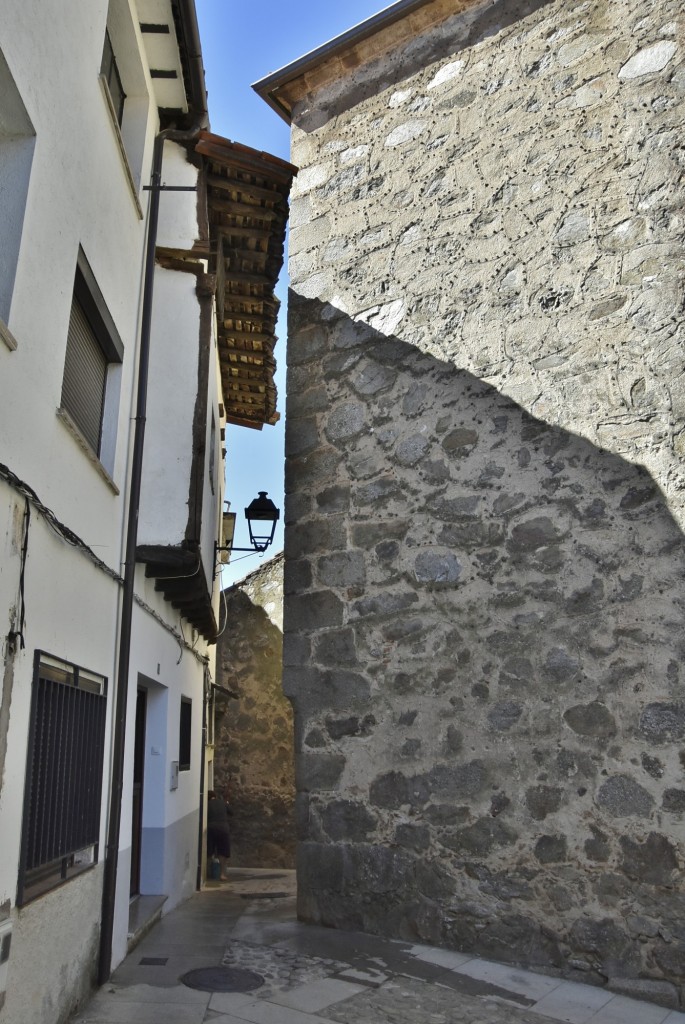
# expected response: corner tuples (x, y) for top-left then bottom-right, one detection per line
(59, 249), (124, 464)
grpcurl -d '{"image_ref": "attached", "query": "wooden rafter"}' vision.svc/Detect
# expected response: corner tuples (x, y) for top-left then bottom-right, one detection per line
(196, 131), (296, 430)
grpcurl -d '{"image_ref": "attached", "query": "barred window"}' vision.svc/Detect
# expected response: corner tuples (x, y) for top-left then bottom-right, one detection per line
(17, 652), (108, 905)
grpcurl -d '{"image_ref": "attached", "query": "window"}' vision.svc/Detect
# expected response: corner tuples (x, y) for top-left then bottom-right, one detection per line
(98, 1), (150, 201)
(60, 249), (123, 471)
(100, 29), (126, 126)
(0, 47), (36, 340)
(179, 697), (192, 771)
(17, 652), (108, 905)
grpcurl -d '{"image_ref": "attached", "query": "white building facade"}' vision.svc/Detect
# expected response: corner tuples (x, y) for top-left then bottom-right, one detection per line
(0, 2), (292, 1022)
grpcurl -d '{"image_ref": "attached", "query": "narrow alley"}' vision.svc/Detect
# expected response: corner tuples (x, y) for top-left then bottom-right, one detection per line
(71, 869), (685, 1024)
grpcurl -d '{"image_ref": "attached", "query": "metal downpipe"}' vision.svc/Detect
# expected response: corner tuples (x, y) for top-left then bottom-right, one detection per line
(98, 114), (207, 986)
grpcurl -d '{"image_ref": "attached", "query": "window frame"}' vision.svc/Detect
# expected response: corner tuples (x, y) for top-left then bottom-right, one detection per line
(59, 248), (124, 472)
(17, 651), (108, 907)
(97, 1), (150, 211)
(0, 45), (36, 335)
(179, 697), (192, 772)
(100, 28), (126, 126)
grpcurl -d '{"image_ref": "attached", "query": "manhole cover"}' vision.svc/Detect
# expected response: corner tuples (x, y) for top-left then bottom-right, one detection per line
(239, 891), (289, 900)
(180, 966), (264, 993)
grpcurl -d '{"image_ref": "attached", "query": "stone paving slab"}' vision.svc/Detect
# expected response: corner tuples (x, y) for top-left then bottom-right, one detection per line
(411, 944), (474, 970)
(451, 959), (562, 1003)
(86, 984), (207, 1008)
(322, 976), (550, 1024)
(335, 966), (388, 987)
(207, 1017), (251, 1024)
(588, 995), (672, 1024)
(268, 979), (365, 1013)
(72, 996), (207, 1024)
(531, 980), (614, 1023)
(219, 1000), (332, 1024)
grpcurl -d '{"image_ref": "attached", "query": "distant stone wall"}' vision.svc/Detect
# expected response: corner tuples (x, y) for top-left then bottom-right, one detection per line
(284, 0), (685, 1006)
(215, 554), (295, 868)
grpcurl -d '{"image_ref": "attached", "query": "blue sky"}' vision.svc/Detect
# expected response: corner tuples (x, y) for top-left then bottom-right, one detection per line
(196, 0), (386, 585)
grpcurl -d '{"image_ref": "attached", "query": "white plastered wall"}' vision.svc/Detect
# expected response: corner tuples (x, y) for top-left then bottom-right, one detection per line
(138, 266), (201, 546)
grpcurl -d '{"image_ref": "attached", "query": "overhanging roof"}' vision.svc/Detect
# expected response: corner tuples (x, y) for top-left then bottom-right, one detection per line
(253, 0), (464, 123)
(137, 544), (218, 641)
(196, 131), (296, 430)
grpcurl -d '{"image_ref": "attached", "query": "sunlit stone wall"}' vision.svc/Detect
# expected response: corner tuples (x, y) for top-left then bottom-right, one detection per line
(284, 0), (685, 1005)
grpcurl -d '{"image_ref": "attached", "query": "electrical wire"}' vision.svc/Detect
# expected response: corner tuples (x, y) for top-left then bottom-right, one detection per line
(214, 583), (229, 639)
(16, 498), (30, 649)
(158, 553), (202, 581)
(0, 461), (207, 665)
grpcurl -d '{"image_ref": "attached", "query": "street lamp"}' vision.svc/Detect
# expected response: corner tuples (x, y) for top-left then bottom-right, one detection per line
(215, 491), (280, 567)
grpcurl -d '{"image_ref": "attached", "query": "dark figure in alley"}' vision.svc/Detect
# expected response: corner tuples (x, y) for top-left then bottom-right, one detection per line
(207, 789), (232, 880)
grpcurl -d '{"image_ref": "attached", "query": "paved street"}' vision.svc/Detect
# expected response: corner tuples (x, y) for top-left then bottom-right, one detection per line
(71, 869), (685, 1024)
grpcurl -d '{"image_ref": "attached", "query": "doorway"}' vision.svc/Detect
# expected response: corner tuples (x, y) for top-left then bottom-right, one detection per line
(130, 686), (147, 897)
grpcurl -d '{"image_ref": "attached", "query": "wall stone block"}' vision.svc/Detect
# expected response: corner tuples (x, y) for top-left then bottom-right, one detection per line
(619, 833), (679, 886)
(596, 775), (655, 819)
(321, 800), (377, 841)
(317, 550), (366, 588)
(640, 703), (685, 744)
(324, 401), (367, 444)
(285, 517), (347, 560)
(296, 752), (346, 792)
(564, 702), (617, 738)
(313, 627), (357, 666)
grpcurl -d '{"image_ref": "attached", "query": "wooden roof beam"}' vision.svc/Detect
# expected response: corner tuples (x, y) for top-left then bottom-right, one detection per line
(215, 224), (273, 240)
(207, 197), (279, 220)
(207, 174), (288, 204)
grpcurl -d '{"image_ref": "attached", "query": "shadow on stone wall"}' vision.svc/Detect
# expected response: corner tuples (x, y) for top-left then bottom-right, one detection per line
(293, 0), (558, 131)
(284, 293), (685, 1004)
(215, 556), (295, 869)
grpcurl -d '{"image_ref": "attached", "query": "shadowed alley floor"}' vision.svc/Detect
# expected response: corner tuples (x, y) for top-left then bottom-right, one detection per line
(71, 868), (685, 1024)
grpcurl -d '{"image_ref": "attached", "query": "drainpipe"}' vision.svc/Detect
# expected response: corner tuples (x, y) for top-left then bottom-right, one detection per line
(98, 0), (209, 984)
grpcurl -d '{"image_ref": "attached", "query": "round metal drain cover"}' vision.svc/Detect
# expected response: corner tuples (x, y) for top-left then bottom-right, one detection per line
(180, 966), (264, 993)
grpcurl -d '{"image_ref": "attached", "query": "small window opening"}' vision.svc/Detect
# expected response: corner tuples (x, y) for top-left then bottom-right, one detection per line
(179, 697), (192, 771)
(100, 29), (126, 126)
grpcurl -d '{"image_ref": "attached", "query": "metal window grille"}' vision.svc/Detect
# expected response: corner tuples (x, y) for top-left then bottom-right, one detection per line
(179, 697), (192, 771)
(17, 652), (108, 905)
(100, 29), (126, 126)
(61, 294), (108, 454)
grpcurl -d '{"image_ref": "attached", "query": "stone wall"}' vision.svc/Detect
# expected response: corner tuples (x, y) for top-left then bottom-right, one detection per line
(215, 553), (295, 868)
(283, 0), (685, 1006)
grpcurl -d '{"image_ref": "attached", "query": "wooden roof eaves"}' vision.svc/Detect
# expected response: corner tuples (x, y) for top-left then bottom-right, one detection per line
(195, 130), (296, 430)
(225, 414), (265, 431)
(196, 131), (298, 181)
(251, 0), (434, 123)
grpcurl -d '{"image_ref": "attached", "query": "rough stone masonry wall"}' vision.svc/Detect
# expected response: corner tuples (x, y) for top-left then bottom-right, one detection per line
(215, 554), (295, 867)
(283, 0), (685, 1005)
